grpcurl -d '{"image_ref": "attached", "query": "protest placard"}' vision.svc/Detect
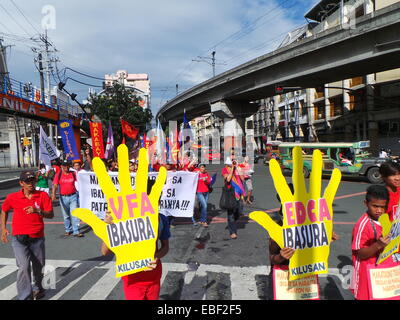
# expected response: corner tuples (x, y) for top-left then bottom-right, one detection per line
(273, 265), (320, 300)
(367, 264), (400, 300)
(250, 147), (341, 281)
(72, 146), (167, 278)
(78, 171), (198, 220)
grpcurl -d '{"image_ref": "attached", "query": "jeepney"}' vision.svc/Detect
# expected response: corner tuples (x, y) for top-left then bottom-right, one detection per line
(277, 141), (386, 183)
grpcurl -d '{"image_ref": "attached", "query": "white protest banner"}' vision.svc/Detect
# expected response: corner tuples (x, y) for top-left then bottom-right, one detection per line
(77, 171), (198, 220)
(158, 171), (198, 217)
(39, 125), (60, 166)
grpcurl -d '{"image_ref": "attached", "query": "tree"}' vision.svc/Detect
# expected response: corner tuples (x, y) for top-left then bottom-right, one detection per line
(87, 82), (152, 145)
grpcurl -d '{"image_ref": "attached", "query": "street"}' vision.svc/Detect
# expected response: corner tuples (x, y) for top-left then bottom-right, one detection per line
(0, 163), (368, 300)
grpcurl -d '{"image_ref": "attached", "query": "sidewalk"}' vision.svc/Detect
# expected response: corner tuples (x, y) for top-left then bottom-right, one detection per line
(0, 167), (37, 182)
(0, 167), (38, 200)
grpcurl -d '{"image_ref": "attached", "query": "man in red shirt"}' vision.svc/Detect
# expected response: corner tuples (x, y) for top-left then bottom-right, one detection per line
(194, 164), (211, 227)
(51, 160), (83, 237)
(0, 171), (54, 300)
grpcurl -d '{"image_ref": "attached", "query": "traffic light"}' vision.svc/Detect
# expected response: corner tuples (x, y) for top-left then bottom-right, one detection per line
(275, 84), (284, 94)
(274, 84), (303, 94)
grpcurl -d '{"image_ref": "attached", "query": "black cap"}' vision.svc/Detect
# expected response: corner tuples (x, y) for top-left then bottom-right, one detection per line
(20, 171), (36, 181)
(61, 160), (72, 166)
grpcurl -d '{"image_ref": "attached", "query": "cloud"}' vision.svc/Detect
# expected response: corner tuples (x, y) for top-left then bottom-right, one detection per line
(1, 0), (311, 116)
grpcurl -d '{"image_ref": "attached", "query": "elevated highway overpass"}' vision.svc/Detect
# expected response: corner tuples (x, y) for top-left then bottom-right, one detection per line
(157, 3), (400, 124)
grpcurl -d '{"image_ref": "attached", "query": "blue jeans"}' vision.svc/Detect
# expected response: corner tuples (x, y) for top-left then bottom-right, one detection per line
(197, 192), (209, 223)
(60, 193), (80, 235)
(227, 200), (242, 235)
(11, 236), (45, 300)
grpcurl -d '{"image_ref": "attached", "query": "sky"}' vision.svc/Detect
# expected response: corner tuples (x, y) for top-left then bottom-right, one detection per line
(0, 0), (317, 119)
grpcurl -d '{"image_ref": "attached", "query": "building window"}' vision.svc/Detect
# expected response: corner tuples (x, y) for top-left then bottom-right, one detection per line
(314, 103), (325, 120)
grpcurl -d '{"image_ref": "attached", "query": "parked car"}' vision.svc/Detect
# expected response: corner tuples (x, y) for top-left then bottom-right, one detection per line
(277, 141), (386, 183)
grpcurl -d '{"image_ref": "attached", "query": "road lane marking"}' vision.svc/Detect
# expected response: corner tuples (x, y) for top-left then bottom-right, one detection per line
(0, 258), (351, 300)
(80, 267), (120, 300)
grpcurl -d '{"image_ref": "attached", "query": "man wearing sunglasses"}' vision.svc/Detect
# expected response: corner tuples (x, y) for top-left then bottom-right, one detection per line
(0, 171), (54, 300)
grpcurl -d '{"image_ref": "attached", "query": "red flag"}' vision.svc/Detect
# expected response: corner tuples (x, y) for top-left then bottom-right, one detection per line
(144, 133), (154, 149)
(121, 119), (139, 140)
(89, 122), (105, 158)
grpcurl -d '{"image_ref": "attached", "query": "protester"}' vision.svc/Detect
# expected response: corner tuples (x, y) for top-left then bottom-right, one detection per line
(36, 164), (50, 195)
(72, 160), (82, 173)
(0, 171), (54, 300)
(351, 184), (392, 300)
(240, 156), (254, 204)
(51, 160), (83, 237)
(193, 164), (211, 227)
(82, 147), (93, 171)
(221, 157), (245, 239)
(129, 160), (138, 173)
(101, 211), (170, 300)
(379, 148), (388, 158)
(107, 159), (118, 172)
(50, 158), (61, 180)
(71, 160), (83, 208)
(379, 161), (400, 221)
(181, 152), (197, 171)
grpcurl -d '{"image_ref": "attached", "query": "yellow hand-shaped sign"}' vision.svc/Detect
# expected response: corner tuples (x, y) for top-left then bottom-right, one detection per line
(72, 145), (167, 278)
(249, 147), (341, 280)
(377, 213), (400, 265)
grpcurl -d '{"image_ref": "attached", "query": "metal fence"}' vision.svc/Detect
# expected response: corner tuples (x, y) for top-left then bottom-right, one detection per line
(0, 75), (81, 116)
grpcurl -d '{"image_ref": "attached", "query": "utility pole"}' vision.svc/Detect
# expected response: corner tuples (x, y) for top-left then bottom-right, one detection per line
(192, 50), (225, 78)
(38, 53), (46, 105)
(38, 29), (56, 146)
(211, 51), (216, 77)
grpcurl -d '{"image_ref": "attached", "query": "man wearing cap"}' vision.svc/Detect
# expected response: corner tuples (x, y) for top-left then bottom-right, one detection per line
(51, 160), (82, 237)
(0, 171), (54, 300)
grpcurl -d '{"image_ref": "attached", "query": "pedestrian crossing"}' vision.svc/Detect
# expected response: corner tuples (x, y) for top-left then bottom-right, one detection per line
(0, 258), (353, 300)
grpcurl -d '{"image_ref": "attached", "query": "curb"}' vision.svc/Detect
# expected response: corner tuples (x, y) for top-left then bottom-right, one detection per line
(0, 177), (20, 200)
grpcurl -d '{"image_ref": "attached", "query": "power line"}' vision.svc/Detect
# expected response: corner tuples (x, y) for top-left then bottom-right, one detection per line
(159, 0), (303, 107)
(63, 77), (104, 88)
(0, 20), (12, 34)
(0, 2), (33, 38)
(223, 23), (306, 66)
(204, 0), (294, 53)
(9, 0), (41, 35)
(62, 67), (104, 81)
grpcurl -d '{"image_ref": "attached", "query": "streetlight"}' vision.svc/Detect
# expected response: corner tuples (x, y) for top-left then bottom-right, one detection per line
(58, 82), (92, 122)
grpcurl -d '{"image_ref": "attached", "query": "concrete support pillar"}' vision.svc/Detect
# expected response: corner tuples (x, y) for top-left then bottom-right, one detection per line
(210, 99), (259, 161)
(343, 79), (351, 113)
(8, 117), (25, 168)
(366, 73), (376, 151)
(48, 123), (54, 147)
(8, 117), (18, 168)
(306, 88), (315, 142)
(344, 123), (354, 141)
(368, 121), (379, 156)
(324, 85), (330, 122)
(365, 0), (374, 14)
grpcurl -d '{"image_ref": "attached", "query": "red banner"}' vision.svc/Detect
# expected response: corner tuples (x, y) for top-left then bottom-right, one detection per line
(89, 122), (105, 158)
(0, 93), (59, 122)
(121, 119), (139, 140)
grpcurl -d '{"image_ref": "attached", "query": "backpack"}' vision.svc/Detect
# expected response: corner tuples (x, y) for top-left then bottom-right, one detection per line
(48, 169), (56, 180)
(55, 170), (77, 184)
